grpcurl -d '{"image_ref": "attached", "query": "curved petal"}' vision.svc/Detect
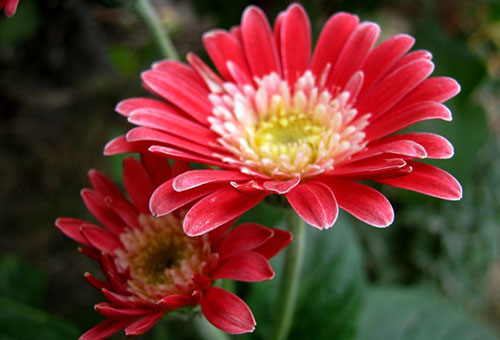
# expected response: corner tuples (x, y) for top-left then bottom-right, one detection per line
(125, 312), (165, 337)
(55, 217), (90, 246)
(216, 223), (274, 260)
(201, 287), (256, 334)
(241, 6), (282, 78)
(123, 157), (155, 215)
(115, 97), (172, 117)
(262, 177), (300, 194)
(396, 76), (461, 107)
(140, 152), (172, 186)
(103, 135), (149, 156)
(80, 225), (122, 254)
(183, 187), (265, 237)
(329, 158), (407, 177)
(148, 145), (229, 169)
(286, 181), (338, 230)
(173, 169), (250, 192)
(213, 251), (274, 282)
(254, 228), (292, 259)
(88, 169), (126, 203)
(94, 303), (151, 318)
(349, 140), (427, 162)
(157, 295), (196, 309)
(150, 178), (225, 217)
(280, 3), (311, 84)
(375, 161), (462, 200)
(79, 318), (134, 340)
(325, 179), (394, 227)
(370, 133), (454, 159)
(80, 189), (124, 234)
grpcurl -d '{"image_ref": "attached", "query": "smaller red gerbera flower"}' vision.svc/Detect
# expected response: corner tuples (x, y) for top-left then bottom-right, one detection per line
(56, 153), (291, 340)
(0, 0), (19, 17)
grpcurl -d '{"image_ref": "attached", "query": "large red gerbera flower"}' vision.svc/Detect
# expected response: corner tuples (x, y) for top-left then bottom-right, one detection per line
(0, 0), (19, 17)
(106, 3), (462, 235)
(55, 153), (291, 340)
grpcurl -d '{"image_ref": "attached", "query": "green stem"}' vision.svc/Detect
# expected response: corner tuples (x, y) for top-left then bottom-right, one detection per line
(132, 0), (180, 60)
(271, 209), (306, 340)
(194, 315), (230, 340)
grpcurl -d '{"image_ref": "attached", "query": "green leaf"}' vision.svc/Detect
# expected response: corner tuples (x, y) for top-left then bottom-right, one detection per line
(356, 286), (498, 340)
(243, 213), (366, 340)
(0, 256), (48, 307)
(0, 297), (79, 340)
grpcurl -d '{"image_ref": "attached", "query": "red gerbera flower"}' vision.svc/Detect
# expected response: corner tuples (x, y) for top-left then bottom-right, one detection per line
(0, 0), (19, 17)
(55, 153), (291, 340)
(106, 3), (462, 235)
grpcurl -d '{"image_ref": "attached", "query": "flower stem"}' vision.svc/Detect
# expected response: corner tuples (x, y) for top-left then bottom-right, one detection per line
(272, 209), (306, 340)
(194, 315), (230, 340)
(132, 0), (180, 60)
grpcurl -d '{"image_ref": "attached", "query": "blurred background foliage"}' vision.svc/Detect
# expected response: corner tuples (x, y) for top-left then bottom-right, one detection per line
(0, 0), (499, 339)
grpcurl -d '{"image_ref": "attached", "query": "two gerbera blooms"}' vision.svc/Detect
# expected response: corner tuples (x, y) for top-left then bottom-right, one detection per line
(57, 3), (462, 339)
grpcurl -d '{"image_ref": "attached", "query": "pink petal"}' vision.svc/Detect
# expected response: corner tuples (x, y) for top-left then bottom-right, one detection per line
(80, 225), (122, 254)
(173, 169), (250, 192)
(201, 287), (256, 334)
(327, 22), (380, 89)
(141, 70), (211, 126)
(262, 177), (300, 194)
(55, 217), (91, 246)
(391, 49), (433, 70)
(203, 30), (252, 82)
(330, 158), (407, 177)
(375, 161), (462, 200)
(216, 223), (274, 260)
(125, 312), (165, 337)
(349, 140), (427, 162)
(325, 179), (394, 227)
(103, 135), (149, 156)
(286, 181), (338, 230)
(365, 101), (452, 141)
(88, 169), (126, 202)
(254, 228), (292, 259)
(79, 318), (133, 340)
(80, 189), (124, 234)
(152, 60), (209, 94)
(106, 197), (141, 230)
(150, 178), (225, 217)
(241, 6), (282, 78)
(213, 251), (274, 282)
(397, 76), (461, 107)
(122, 157), (155, 214)
(344, 71), (364, 104)
(357, 59), (435, 120)
(183, 187), (265, 237)
(280, 4), (311, 84)
(360, 34), (415, 94)
(140, 152), (172, 186)
(187, 52), (225, 93)
(148, 145), (229, 169)
(273, 11), (285, 58)
(115, 97), (172, 117)
(370, 132), (454, 159)
(311, 12), (359, 78)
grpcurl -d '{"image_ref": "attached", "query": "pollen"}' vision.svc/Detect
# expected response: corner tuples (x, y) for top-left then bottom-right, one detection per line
(114, 213), (211, 303)
(209, 71), (370, 180)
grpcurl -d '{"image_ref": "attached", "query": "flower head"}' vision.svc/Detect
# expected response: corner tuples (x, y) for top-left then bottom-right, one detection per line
(106, 3), (462, 235)
(56, 153), (291, 339)
(0, 0), (19, 17)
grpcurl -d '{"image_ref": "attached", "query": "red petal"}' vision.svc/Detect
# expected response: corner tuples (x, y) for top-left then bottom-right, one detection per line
(397, 76), (461, 107)
(330, 158), (407, 177)
(140, 152), (172, 186)
(280, 4), (311, 85)
(213, 251), (274, 282)
(183, 187), (264, 236)
(375, 161), (462, 200)
(157, 295), (196, 309)
(80, 189), (124, 234)
(241, 6), (282, 78)
(201, 287), (256, 334)
(79, 318), (133, 340)
(106, 197), (140, 230)
(262, 177), (300, 194)
(103, 135), (149, 156)
(203, 30), (252, 82)
(125, 312), (165, 337)
(286, 181), (338, 230)
(150, 178), (224, 217)
(349, 140), (427, 162)
(216, 223), (274, 260)
(327, 22), (380, 89)
(123, 157), (155, 215)
(325, 179), (394, 227)
(141, 70), (211, 126)
(357, 59), (435, 121)
(148, 145), (229, 168)
(95, 303), (151, 318)
(360, 34), (415, 94)
(115, 97), (172, 117)
(88, 169), (126, 202)
(101, 289), (152, 309)
(391, 49), (433, 70)
(311, 12), (359, 78)
(365, 101), (452, 141)
(254, 228), (292, 259)
(55, 217), (90, 246)
(173, 169), (250, 192)
(370, 132), (454, 159)
(84, 272), (110, 290)
(187, 52), (225, 93)
(80, 225), (122, 254)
